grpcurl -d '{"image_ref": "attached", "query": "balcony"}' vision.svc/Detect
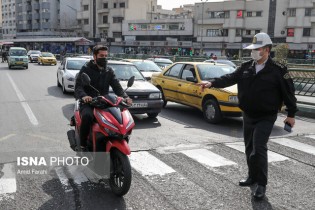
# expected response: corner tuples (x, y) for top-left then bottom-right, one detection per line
(97, 8), (109, 14)
(33, 3), (40, 10)
(32, 23), (40, 29)
(41, 22), (51, 29)
(41, 13), (50, 19)
(42, 2), (50, 9)
(33, 13), (40, 19)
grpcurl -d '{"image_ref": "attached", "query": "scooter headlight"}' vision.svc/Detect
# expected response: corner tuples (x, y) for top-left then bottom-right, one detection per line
(126, 111), (134, 130)
(97, 112), (119, 131)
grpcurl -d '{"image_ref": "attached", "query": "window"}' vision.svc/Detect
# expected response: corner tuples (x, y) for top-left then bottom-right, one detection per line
(103, 3), (108, 8)
(83, 19), (89, 24)
(209, 11), (227, 19)
(235, 28), (242, 36)
(113, 32), (122, 38)
(169, 24), (179, 30)
(255, 30), (260, 34)
(103, 15), (108, 23)
(166, 64), (183, 77)
(113, 17), (124, 23)
(181, 65), (195, 80)
(83, 5), (88, 11)
(113, 3), (116, 8)
(206, 29), (228, 37)
(120, 2), (125, 8)
(303, 28), (311, 37)
(246, 30), (251, 35)
(287, 28), (294, 37)
(288, 8), (296, 17)
(237, 10), (243, 18)
(305, 8), (312, 16)
(256, 11), (262, 17)
(247, 12), (252, 17)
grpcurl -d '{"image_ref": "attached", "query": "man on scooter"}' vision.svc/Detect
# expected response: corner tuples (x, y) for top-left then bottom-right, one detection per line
(74, 45), (133, 152)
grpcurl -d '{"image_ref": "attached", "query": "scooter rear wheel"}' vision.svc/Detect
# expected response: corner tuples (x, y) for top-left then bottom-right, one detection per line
(109, 149), (132, 196)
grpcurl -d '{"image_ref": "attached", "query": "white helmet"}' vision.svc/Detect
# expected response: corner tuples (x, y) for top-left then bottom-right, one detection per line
(244, 32), (273, 50)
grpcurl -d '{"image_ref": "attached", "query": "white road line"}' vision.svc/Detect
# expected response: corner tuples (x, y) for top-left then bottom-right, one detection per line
(0, 163), (17, 195)
(67, 166), (89, 185)
(225, 142), (289, 162)
(180, 149), (237, 168)
(129, 151), (176, 176)
(0, 134), (16, 143)
(270, 138), (315, 156)
(7, 73), (39, 126)
(55, 167), (73, 192)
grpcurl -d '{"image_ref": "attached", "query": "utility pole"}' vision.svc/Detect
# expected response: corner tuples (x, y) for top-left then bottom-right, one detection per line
(93, 0), (96, 38)
(200, 0), (208, 56)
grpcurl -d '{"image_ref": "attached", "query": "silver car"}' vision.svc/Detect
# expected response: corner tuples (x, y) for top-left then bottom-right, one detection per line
(57, 57), (90, 93)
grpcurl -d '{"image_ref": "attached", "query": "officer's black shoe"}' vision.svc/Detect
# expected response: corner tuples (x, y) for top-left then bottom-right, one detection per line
(253, 185), (266, 200)
(239, 177), (255, 186)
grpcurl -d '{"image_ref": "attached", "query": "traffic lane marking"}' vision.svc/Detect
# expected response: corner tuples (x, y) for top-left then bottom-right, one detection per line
(0, 134), (16, 143)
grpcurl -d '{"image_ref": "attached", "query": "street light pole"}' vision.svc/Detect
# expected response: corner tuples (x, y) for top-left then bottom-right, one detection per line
(200, 0), (208, 56)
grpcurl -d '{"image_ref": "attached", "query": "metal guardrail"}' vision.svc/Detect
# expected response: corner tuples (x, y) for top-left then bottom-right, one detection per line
(288, 68), (315, 97)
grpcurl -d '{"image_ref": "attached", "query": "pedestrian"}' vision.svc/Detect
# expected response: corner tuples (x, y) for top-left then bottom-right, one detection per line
(2, 51), (7, 63)
(198, 32), (298, 200)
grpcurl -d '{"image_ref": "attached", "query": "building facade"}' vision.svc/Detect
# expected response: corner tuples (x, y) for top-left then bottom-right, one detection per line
(2, 0), (80, 39)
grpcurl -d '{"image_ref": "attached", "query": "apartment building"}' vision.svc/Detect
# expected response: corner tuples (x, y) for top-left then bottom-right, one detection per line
(194, 0), (315, 58)
(1, 0), (80, 39)
(2, 0), (16, 39)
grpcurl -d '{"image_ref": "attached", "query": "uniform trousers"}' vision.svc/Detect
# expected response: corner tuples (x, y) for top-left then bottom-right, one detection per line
(242, 112), (277, 186)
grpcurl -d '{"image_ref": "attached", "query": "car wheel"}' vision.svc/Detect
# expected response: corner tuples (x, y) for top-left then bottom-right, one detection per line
(147, 113), (159, 118)
(57, 76), (61, 87)
(202, 98), (222, 124)
(25, 65), (28, 69)
(158, 87), (167, 107)
(9, 65), (11, 69)
(38, 61), (40, 65)
(62, 79), (67, 94)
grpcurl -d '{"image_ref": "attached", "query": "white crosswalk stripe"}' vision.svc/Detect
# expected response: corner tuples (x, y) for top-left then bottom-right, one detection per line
(180, 148), (237, 167)
(225, 142), (290, 162)
(129, 151), (176, 176)
(270, 138), (315, 155)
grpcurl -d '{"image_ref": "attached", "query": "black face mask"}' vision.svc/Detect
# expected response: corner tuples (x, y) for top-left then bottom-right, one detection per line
(96, 57), (107, 68)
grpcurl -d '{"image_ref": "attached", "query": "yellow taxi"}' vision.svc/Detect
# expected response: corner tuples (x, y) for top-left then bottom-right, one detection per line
(38, 52), (57, 65)
(151, 62), (241, 123)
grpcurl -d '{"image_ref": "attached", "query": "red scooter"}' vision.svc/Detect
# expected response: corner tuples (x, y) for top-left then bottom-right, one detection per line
(67, 73), (135, 196)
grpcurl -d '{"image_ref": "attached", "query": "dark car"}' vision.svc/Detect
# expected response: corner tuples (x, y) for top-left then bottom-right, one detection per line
(108, 60), (164, 118)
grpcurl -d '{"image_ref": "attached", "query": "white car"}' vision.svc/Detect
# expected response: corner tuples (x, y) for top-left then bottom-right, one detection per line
(27, 50), (41, 63)
(121, 59), (162, 80)
(57, 57), (90, 93)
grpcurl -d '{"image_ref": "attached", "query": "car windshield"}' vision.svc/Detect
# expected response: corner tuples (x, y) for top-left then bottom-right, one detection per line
(109, 64), (145, 81)
(10, 50), (27, 56)
(155, 62), (172, 68)
(66, 60), (87, 70)
(42, 53), (54, 57)
(216, 60), (236, 68)
(133, 61), (162, 72)
(197, 64), (235, 80)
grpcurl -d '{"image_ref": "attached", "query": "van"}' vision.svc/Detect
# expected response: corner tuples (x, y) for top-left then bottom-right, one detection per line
(8, 47), (28, 69)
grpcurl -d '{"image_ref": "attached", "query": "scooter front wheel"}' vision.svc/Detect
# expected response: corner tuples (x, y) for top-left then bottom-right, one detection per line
(109, 149), (132, 196)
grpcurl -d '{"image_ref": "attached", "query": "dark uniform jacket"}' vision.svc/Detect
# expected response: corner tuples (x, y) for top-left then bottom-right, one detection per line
(74, 60), (128, 100)
(211, 57), (298, 118)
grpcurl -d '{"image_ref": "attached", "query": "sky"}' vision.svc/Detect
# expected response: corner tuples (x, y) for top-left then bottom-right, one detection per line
(157, 0), (224, 10)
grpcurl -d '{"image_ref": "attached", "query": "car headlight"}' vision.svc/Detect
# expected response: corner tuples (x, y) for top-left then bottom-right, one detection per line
(66, 77), (74, 81)
(149, 93), (161, 99)
(228, 95), (239, 103)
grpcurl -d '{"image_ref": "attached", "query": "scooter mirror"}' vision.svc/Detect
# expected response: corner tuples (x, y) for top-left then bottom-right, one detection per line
(127, 76), (135, 88)
(81, 73), (91, 86)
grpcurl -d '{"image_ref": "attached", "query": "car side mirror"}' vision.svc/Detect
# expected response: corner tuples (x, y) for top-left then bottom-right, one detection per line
(81, 73), (91, 86)
(186, 76), (197, 83)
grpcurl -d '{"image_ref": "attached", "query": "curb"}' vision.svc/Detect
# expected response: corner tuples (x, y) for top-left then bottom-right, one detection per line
(296, 103), (315, 119)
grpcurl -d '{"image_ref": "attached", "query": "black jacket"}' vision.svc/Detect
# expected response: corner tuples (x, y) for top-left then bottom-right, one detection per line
(74, 60), (128, 100)
(211, 57), (298, 118)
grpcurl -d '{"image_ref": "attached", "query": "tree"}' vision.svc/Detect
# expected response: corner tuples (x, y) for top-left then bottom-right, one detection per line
(273, 43), (289, 65)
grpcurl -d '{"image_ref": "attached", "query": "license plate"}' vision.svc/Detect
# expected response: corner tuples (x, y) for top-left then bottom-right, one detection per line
(131, 103), (148, 108)
(16, 62), (23, 64)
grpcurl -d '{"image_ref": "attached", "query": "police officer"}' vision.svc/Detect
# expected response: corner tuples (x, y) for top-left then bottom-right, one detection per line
(199, 32), (298, 200)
